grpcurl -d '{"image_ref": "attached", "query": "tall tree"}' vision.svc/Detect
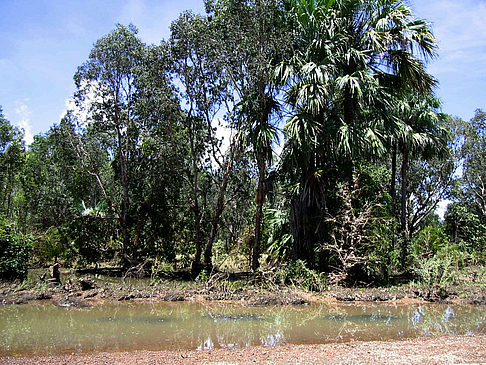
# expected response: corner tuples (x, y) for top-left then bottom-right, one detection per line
(74, 24), (145, 264)
(390, 94), (450, 261)
(460, 110), (486, 220)
(74, 25), (184, 266)
(207, 0), (290, 271)
(170, 11), (246, 273)
(276, 0), (438, 266)
(0, 109), (25, 221)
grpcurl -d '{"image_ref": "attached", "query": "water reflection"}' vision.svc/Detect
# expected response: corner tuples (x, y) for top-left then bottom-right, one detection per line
(0, 301), (485, 356)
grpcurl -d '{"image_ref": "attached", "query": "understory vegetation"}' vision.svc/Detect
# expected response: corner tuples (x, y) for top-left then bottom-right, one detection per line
(1, 0), (485, 291)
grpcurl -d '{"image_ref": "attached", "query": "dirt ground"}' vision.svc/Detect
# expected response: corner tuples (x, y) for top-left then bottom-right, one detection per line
(1, 335), (485, 364)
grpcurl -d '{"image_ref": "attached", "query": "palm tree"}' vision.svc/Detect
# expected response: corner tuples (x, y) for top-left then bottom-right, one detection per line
(276, 0), (438, 266)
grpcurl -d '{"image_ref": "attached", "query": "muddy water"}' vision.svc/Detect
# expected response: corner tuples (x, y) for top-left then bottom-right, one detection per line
(1, 301), (485, 356)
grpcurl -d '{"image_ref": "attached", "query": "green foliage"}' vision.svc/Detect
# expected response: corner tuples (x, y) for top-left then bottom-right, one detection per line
(364, 217), (400, 282)
(412, 253), (455, 297)
(2, 6), (484, 288)
(69, 216), (118, 265)
(410, 225), (449, 260)
(32, 226), (72, 265)
(196, 269), (210, 282)
(265, 208), (293, 263)
(0, 108), (25, 220)
(276, 260), (328, 292)
(0, 220), (32, 280)
(445, 202), (486, 252)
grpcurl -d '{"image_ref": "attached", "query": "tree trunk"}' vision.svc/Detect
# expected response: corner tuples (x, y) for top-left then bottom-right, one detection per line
(116, 123), (131, 267)
(192, 209), (204, 273)
(390, 143), (397, 214)
(289, 170), (319, 266)
(400, 145), (409, 264)
(6, 163), (14, 219)
(188, 117), (205, 275)
(252, 156), (266, 272)
(203, 157), (234, 270)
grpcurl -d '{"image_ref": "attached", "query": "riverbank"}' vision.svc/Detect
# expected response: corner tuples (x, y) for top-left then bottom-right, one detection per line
(2, 335), (485, 364)
(1, 267), (485, 308)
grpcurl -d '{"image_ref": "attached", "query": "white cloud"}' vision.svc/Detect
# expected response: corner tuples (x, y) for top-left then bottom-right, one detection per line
(64, 80), (109, 128)
(14, 103), (34, 145)
(435, 199), (452, 221)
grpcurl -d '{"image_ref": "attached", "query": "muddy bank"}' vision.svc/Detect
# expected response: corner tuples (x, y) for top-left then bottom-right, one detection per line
(1, 268), (485, 308)
(0, 271), (310, 308)
(1, 335), (485, 364)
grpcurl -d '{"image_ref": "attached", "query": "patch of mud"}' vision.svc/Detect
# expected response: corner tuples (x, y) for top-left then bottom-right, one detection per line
(329, 287), (407, 302)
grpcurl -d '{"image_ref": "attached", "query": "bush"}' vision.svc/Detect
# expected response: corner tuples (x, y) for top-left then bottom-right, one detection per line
(412, 254), (455, 299)
(0, 220), (32, 280)
(410, 225), (449, 260)
(32, 226), (73, 265)
(69, 216), (117, 265)
(365, 217), (400, 283)
(277, 260), (328, 291)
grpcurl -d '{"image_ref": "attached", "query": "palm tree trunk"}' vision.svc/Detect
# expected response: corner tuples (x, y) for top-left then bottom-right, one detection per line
(390, 143), (397, 215)
(252, 156), (266, 272)
(400, 145), (410, 264)
(290, 170), (318, 266)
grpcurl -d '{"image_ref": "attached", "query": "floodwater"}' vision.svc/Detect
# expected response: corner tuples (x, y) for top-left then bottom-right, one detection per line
(1, 301), (485, 356)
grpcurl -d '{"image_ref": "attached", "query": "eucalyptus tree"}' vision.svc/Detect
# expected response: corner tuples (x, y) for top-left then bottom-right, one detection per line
(206, 0), (291, 271)
(74, 25), (184, 266)
(19, 118), (106, 263)
(441, 109), (486, 254)
(459, 110), (486, 220)
(22, 123), (80, 231)
(276, 0), (438, 266)
(389, 94), (450, 258)
(170, 11), (245, 272)
(0, 109), (24, 220)
(74, 24), (145, 264)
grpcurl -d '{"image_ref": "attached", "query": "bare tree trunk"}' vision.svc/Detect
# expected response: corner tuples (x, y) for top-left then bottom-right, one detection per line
(188, 117), (205, 274)
(203, 161), (232, 270)
(252, 156), (266, 272)
(116, 122), (131, 267)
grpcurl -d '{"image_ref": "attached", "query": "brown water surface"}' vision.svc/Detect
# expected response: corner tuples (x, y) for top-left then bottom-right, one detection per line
(1, 301), (485, 356)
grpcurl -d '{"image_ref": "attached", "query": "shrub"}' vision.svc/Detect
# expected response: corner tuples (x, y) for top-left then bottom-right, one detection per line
(277, 260), (328, 291)
(412, 254), (455, 299)
(69, 216), (117, 265)
(410, 225), (449, 260)
(0, 220), (32, 280)
(32, 226), (72, 265)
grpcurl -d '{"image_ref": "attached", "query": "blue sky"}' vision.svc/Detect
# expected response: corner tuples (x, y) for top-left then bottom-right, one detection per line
(0, 0), (485, 144)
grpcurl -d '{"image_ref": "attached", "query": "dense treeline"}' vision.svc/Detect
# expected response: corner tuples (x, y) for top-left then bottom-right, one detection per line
(1, 0), (485, 286)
